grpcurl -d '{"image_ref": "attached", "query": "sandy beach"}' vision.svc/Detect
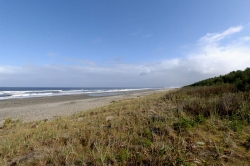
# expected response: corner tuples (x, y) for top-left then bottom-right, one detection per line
(0, 89), (168, 122)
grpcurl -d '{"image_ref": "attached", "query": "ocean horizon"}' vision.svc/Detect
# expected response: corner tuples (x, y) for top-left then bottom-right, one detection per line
(0, 87), (163, 100)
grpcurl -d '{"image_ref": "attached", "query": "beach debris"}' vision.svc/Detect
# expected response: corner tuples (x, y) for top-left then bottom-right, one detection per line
(106, 115), (114, 122)
(77, 117), (85, 122)
(193, 158), (202, 164)
(0, 120), (5, 129)
(196, 141), (205, 146)
(31, 122), (39, 128)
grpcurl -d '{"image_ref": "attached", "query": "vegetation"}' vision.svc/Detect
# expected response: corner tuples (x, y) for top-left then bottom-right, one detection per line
(1, 68), (250, 165)
(1, 85), (250, 165)
(187, 67), (250, 91)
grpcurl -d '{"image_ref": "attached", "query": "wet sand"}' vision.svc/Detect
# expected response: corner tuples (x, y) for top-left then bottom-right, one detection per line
(0, 89), (169, 122)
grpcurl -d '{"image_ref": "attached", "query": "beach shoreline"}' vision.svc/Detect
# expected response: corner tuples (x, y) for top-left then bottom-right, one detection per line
(0, 89), (169, 122)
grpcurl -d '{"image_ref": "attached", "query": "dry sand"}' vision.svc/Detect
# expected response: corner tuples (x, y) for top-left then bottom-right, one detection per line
(0, 89), (168, 122)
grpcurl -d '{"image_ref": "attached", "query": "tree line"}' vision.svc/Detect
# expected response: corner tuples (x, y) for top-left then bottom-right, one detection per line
(186, 67), (250, 91)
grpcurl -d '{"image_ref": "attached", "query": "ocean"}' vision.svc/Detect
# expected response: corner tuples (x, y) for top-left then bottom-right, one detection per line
(0, 87), (159, 100)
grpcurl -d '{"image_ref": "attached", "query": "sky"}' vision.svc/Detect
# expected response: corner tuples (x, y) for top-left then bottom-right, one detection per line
(1, 0), (250, 87)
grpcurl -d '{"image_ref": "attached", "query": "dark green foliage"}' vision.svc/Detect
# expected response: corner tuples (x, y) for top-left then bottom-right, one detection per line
(165, 85), (250, 123)
(194, 114), (206, 124)
(242, 137), (250, 151)
(116, 149), (130, 162)
(227, 119), (243, 132)
(173, 115), (206, 132)
(141, 138), (153, 147)
(143, 128), (153, 140)
(186, 67), (250, 91)
(173, 117), (196, 132)
(247, 137), (250, 143)
(175, 157), (192, 166)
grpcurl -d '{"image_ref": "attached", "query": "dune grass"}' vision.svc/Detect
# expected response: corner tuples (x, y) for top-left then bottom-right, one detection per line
(1, 86), (250, 165)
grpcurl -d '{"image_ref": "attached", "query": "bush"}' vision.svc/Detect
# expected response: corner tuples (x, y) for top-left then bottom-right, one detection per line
(194, 114), (206, 124)
(216, 93), (241, 117)
(227, 119), (243, 132)
(173, 118), (196, 132)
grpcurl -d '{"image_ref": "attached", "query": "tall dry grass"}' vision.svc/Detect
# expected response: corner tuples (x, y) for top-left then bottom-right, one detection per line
(0, 87), (250, 165)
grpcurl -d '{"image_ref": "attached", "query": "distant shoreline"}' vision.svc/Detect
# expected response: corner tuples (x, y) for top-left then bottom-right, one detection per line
(0, 87), (160, 100)
(0, 89), (169, 122)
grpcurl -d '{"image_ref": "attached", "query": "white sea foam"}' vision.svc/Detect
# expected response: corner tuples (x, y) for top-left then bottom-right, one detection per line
(0, 88), (156, 100)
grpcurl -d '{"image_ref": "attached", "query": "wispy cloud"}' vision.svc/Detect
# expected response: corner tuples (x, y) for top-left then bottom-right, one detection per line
(186, 25), (250, 74)
(1, 25), (250, 87)
(0, 66), (23, 74)
(199, 26), (243, 44)
(134, 25), (250, 84)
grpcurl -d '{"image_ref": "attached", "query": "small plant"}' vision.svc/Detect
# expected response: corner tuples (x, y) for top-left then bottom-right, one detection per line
(2, 118), (22, 129)
(247, 136), (250, 143)
(227, 119), (243, 132)
(143, 128), (153, 140)
(173, 117), (196, 132)
(141, 138), (152, 147)
(3, 118), (13, 128)
(115, 149), (130, 163)
(175, 157), (192, 166)
(241, 136), (250, 151)
(194, 114), (206, 124)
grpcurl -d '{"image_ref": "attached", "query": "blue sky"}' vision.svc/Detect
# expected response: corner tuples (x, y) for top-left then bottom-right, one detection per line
(1, 0), (250, 87)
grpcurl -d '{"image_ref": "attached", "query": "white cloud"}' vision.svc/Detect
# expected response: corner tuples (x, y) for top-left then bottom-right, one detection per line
(135, 25), (250, 84)
(199, 26), (243, 44)
(1, 25), (250, 87)
(0, 66), (23, 74)
(186, 26), (250, 74)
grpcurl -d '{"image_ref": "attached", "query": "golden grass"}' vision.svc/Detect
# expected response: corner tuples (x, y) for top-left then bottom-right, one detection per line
(0, 89), (250, 165)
